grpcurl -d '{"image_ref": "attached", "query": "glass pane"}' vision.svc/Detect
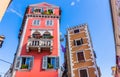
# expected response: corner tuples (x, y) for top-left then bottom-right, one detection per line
(50, 20), (52, 25)
(47, 20), (49, 25)
(51, 57), (56, 69)
(37, 20), (39, 25)
(25, 58), (30, 67)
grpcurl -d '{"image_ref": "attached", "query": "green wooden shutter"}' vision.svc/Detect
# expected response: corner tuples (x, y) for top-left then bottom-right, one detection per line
(42, 56), (48, 69)
(56, 57), (59, 69)
(15, 57), (22, 70)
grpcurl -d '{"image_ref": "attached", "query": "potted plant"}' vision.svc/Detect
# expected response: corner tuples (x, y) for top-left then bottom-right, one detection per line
(49, 36), (53, 39)
(21, 64), (28, 69)
(41, 10), (53, 15)
(48, 9), (53, 15)
(42, 35), (53, 39)
(47, 63), (53, 69)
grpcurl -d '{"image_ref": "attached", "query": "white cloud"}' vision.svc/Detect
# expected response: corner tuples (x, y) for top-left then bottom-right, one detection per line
(71, 2), (75, 6)
(9, 8), (23, 18)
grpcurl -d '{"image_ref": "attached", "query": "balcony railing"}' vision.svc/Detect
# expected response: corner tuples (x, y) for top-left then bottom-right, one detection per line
(26, 38), (53, 52)
(26, 14), (60, 18)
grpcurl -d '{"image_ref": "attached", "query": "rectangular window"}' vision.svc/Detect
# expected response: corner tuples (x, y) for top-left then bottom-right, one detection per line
(42, 56), (59, 70)
(74, 29), (79, 33)
(77, 51), (85, 62)
(79, 69), (88, 77)
(74, 38), (83, 46)
(34, 9), (41, 13)
(46, 20), (53, 26)
(31, 8), (44, 13)
(15, 56), (33, 70)
(47, 8), (53, 14)
(33, 20), (40, 26)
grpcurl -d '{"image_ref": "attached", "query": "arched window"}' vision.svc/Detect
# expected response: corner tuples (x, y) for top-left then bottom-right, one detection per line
(43, 31), (53, 39)
(32, 31), (41, 39)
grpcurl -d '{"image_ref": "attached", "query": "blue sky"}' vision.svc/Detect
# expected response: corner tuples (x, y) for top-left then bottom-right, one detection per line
(0, 0), (115, 77)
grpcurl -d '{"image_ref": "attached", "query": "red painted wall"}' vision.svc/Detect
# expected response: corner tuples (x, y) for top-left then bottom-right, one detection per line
(15, 3), (60, 77)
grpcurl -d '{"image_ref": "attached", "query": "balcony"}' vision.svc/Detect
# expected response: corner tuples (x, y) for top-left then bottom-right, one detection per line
(26, 38), (53, 52)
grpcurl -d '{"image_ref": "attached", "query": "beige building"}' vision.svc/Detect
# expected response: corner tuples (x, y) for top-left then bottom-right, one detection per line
(64, 24), (101, 77)
(0, 35), (5, 48)
(110, 0), (120, 76)
(0, 0), (12, 21)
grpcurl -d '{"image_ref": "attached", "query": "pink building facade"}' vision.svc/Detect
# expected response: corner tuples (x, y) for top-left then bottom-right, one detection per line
(12, 2), (61, 77)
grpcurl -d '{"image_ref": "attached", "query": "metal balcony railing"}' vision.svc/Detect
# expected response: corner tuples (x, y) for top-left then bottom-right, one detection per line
(26, 38), (53, 52)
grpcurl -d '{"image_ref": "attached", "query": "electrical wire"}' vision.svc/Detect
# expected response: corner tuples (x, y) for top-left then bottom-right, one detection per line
(0, 59), (12, 65)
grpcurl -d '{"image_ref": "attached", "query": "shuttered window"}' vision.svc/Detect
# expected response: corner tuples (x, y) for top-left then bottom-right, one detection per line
(15, 56), (33, 70)
(79, 69), (88, 77)
(42, 56), (59, 70)
(56, 57), (59, 69)
(15, 57), (21, 70)
(42, 56), (48, 69)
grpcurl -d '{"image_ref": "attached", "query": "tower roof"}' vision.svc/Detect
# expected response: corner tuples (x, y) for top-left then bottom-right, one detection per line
(67, 23), (88, 31)
(29, 2), (59, 8)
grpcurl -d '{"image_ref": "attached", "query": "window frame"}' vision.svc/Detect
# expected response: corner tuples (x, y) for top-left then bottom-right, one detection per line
(32, 31), (41, 39)
(32, 20), (40, 26)
(74, 29), (80, 34)
(42, 31), (51, 39)
(74, 38), (84, 46)
(42, 56), (59, 70)
(78, 68), (89, 77)
(32, 8), (43, 13)
(76, 50), (86, 62)
(15, 56), (34, 70)
(47, 8), (54, 14)
(46, 20), (54, 26)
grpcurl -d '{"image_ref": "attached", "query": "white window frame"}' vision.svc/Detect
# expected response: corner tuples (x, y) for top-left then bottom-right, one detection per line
(32, 20), (40, 26)
(74, 38), (83, 46)
(76, 50), (86, 62)
(78, 68), (89, 77)
(46, 20), (54, 26)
